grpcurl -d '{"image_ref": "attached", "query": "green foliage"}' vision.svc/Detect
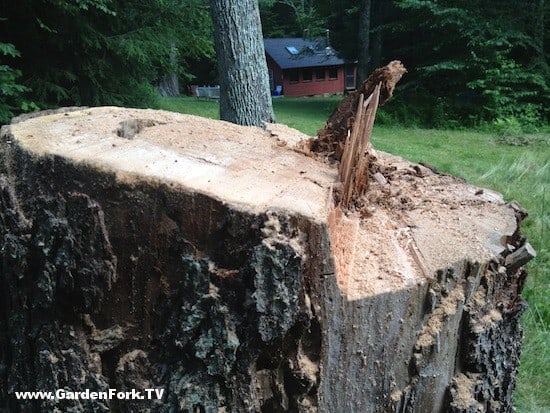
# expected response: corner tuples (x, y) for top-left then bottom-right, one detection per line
(467, 48), (549, 127)
(47, 0), (116, 15)
(375, 91), (463, 130)
(393, 0), (549, 129)
(260, 0), (327, 38)
(0, 42), (33, 124)
(260, 0), (548, 129)
(493, 116), (526, 138)
(1, 0), (213, 114)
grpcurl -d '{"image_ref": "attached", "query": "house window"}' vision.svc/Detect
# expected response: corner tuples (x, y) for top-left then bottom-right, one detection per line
(328, 67), (338, 79)
(286, 46), (299, 55)
(288, 70), (299, 83)
(302, 69), (312, 82)
(315, 68), (325, 81)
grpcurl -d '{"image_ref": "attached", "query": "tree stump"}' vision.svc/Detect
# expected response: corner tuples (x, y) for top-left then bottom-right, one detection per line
(0, 107), (533, 412)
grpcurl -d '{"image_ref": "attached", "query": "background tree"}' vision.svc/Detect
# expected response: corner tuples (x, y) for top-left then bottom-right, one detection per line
(261, 0), (548, 129)
(324, 0), (394, 83)
(210, 0), (275, 126)
(260, 0), (326, 38)
(0, 0), (213, 114)
(356, 0), (371, 86)
(1, 0), (547, 129)
(390, 0), (549, 127)
(367, 0), (389, 72)
(159, 0), (215, 96)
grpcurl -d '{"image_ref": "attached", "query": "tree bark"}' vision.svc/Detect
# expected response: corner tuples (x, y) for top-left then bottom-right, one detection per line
(0, 108), (533, 412)
(368, 0), (384, 73)
(532, 0), (548, 73)
(210, 0), (275, 126)
(356, 0), (372, 86)
(158, 43), (180, 97)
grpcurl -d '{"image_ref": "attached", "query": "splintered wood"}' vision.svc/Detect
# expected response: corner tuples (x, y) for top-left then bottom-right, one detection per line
(339, 85), (381, 208)
(312, 60), (406, 209)
(313, 60), (406, 159)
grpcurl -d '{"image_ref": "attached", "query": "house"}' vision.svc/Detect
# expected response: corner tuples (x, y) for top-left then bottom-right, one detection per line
(264, 37), (356, 97)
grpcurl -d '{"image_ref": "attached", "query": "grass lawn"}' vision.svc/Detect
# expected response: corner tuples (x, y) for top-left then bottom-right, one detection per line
(157, 96), (549, 412)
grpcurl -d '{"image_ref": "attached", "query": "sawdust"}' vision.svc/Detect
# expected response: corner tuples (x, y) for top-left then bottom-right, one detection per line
(8, 107), (337, 220)
(328, 148), (516, 299)
(449, 373), (480, 410)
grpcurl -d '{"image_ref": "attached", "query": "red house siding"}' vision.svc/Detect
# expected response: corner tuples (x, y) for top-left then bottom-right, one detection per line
(266, 55), (347, 97)
(283, 67), (345, 96)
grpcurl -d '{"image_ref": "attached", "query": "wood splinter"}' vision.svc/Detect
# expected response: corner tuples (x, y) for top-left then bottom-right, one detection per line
(339, 84), (381, 208)
(505, 242), (537, 272)
(314, 61), (406, 209)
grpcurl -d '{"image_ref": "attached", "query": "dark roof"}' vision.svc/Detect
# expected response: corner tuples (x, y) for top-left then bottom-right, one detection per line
(264, 37), (346, 69)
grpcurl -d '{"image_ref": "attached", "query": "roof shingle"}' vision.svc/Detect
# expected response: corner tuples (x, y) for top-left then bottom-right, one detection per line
(264, 37), (346, 70)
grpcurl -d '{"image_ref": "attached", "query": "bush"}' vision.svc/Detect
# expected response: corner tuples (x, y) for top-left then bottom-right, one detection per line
(0, 42), (31, 124)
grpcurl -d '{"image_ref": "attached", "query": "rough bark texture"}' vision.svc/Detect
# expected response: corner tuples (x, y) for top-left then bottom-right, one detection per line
(356, 0), (372, 87)
(158, 74), (180, 97)
(210, 0), (275, 126)
(0, 107), (533, 412)
(158, 44), (180, 97)
(368, 0), (385, 73)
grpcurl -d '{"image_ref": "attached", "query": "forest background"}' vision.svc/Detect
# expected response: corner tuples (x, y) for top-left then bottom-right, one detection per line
(1, 0), (549, 411)
(1, 0), (548, 131)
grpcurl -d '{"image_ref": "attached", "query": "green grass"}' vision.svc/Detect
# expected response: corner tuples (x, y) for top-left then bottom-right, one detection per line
(158, 95), (341, 136)
(156, 96), (221, 119)
(272, 96), (341, 135)
(157, 96), (549, 411)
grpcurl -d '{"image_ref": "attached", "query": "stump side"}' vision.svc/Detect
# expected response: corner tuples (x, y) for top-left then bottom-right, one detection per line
(319, 152), (526, 412)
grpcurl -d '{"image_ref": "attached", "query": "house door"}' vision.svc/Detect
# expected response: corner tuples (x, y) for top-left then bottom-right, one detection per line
(268, 69), (274, 92)
(345, 66), (356, 90)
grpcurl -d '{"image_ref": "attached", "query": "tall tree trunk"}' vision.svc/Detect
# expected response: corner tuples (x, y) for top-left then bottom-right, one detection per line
(210, 0), (275, 126)
(368, 0), (384, 73)
(356, 0), (371, 86)
(158, 42), (180, 97)
(532, 0), (548, 73)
